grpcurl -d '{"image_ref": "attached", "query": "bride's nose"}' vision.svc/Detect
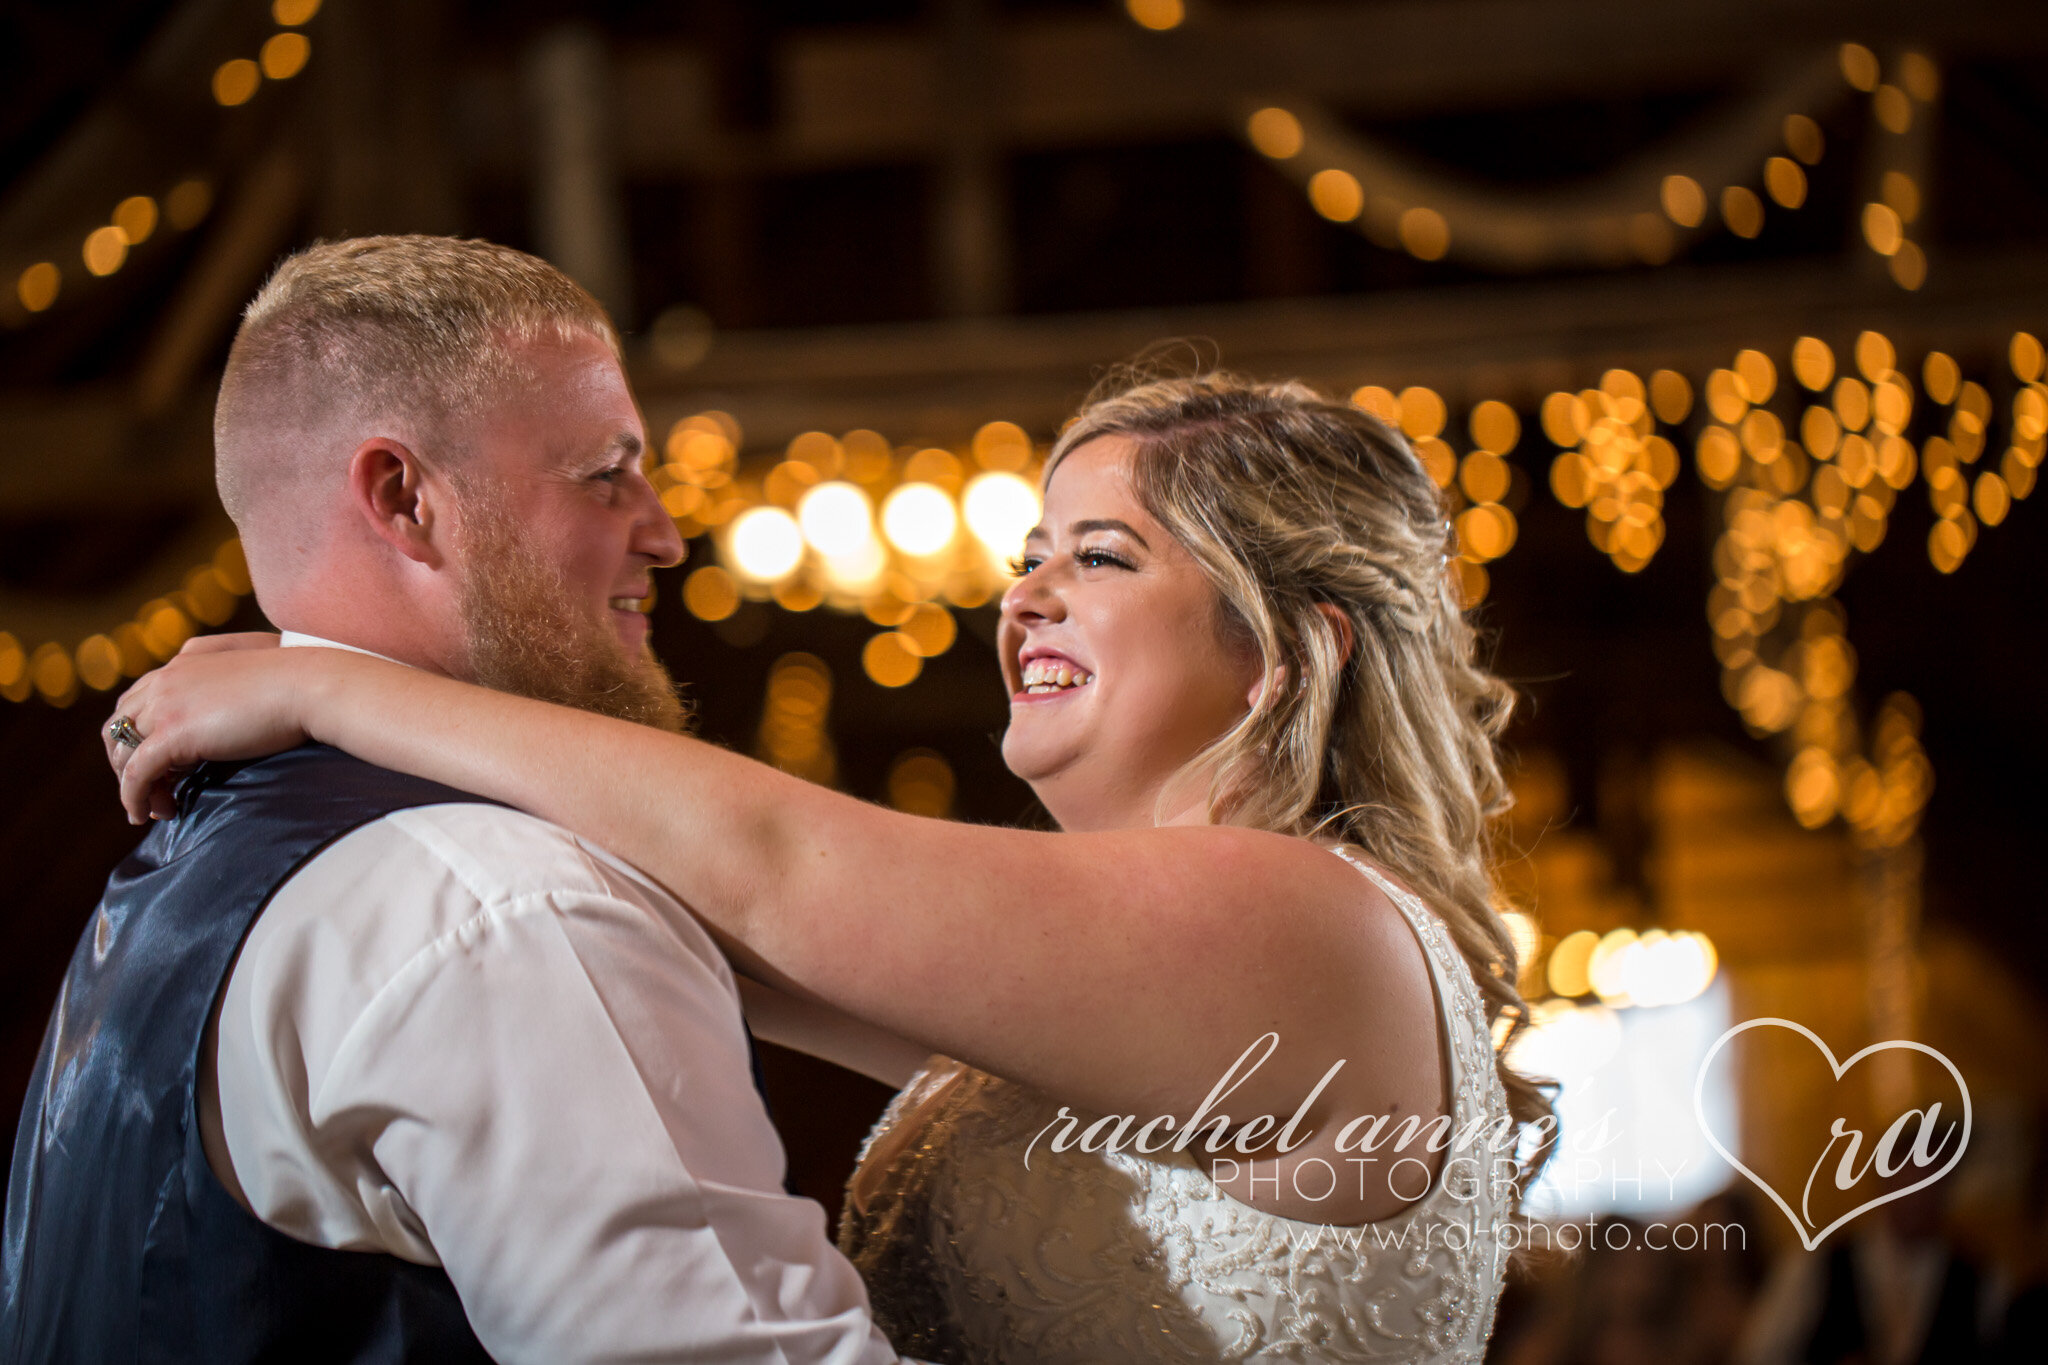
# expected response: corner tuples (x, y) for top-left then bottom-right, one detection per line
(1000, 563), (1065, 624)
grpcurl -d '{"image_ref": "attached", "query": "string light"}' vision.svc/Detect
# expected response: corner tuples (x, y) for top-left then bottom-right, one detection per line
(1307, 168), (1363, 223)
(1526, 925), (1723, 1009)
(8, 0), (303, 329)
(1839, 43), (1880, 93)
(1783, 114), (1826, 165)
(212, 59), (261, 107)
(881, 482), (959, 557)
(1853, 50), (1940, 290)
(1246, 107), (1303, 160)
(2, 541), (250, 707)
(1123, 0), (1185, 33)
(887, 749), (956, 816)
(661, 418), (1045, 680)
(1397, 207), (1450, 260)
(1720, 186), (1765, 238)
(165, 178), (213, 230)
(756, 653), (837, 786)
(899, 602), (958, 658)
(112, 196), (157, 245)
(728, 506), (805, 582)
(1660, 175), (1707, 228)
(259, 32), (312, 81)
(1764, 156), (1807, 209)
(682, 565), (739, 621)
(1239, 42), (1904, 274)
(15, 262), (59, 312)
(1683, 326), (2045, 834)
(862, 631), (922, 688)
(81, 225), (127, 277)
(962, 470), (1041, 562)
(1546, 369), (1681, 572)
(796, 481), (875, 559)
(14, 324), (2032, 711)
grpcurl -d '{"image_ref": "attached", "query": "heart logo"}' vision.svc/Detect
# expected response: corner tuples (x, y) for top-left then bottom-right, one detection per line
(1693, 1017), (1971, 1251)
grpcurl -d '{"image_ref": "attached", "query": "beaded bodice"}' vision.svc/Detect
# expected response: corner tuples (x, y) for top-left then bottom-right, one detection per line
(837, 849), (1512, 1363)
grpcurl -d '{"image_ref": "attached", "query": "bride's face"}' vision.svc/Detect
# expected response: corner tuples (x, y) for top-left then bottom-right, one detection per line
(997, 436), (1262, 832)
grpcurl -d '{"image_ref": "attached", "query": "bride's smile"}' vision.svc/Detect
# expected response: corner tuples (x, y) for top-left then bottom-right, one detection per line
(996, 434), (1262, 834)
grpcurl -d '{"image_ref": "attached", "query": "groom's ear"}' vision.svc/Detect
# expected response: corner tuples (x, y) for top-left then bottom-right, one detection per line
(347, 437), (445, 567)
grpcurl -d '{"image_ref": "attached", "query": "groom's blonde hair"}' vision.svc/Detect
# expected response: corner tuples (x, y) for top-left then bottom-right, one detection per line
(214, 235), (618, 529)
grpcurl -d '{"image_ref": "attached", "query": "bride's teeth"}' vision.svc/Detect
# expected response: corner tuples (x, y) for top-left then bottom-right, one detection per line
(1018, 658), (1094, 693)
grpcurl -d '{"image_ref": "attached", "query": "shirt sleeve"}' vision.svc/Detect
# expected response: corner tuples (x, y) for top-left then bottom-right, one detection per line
(213, 804), (904, 1365)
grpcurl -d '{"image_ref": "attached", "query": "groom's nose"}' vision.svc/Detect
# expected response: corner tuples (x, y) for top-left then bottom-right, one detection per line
(628, 470), (687, 569)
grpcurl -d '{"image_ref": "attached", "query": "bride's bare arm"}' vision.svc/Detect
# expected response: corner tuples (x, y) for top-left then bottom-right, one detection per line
(112, 646), (1436, 1129)
(735, 979), (933, 1090)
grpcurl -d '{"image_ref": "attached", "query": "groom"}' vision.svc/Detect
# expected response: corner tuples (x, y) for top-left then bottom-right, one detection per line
(3, 237), (910, 1362)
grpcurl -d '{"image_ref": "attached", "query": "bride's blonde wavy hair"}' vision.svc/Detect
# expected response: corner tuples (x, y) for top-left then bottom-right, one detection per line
(1047, 366), (1559, 1203)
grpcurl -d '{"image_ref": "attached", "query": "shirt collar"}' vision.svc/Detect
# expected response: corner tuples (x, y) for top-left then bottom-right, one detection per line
(277, 631), (407, 667)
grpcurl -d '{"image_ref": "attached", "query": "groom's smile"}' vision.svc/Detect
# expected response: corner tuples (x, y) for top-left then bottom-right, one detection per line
(608, 590), (653, 651)
(463, 330), (684, 659)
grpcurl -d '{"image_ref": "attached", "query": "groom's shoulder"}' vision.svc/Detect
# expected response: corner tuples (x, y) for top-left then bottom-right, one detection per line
(226, 802), (718, 1050)
(249, 801), (693, 977)
(369, 800), (671, 909)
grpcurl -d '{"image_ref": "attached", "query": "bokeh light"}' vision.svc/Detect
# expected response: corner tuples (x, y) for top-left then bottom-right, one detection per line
(729, 506), (805, 582)
(881, 482), (959, 557)
(213, 58), (260, 107)
(1247, 107), (1303, 160)
(963, 471), (1040, 561)
(798, 481), (875, 559)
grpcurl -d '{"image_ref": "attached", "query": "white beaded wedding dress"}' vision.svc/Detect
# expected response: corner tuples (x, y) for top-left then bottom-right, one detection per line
(837, 849), (1513, 1363)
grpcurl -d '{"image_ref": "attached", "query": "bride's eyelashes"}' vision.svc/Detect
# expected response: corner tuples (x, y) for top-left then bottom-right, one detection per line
(1008, 547), (1134, 577)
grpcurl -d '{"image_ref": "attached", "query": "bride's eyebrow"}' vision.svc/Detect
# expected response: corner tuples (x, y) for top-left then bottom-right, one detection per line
(1068, 518), (1149, 549)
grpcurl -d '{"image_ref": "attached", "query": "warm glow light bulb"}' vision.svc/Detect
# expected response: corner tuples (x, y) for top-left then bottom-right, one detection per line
(729, 506), (804, 582)
(881, 482), (959, 557)
(1587, 928), (1638, 1003)
(1125, 0), (1184, 32)
(963, 472), (1040, 560)
(797, 481), (875, 559)
(1246, 107), (1304, 160)
(1620, 929), (1707, 1007)
(1505, 1000), (1623, 1080)
(821, 537), (887, 594)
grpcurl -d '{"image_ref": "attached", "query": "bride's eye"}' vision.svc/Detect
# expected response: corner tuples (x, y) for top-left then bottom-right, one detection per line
(1008, 555), (1041, 577)
(1075, 548), (1130, 570)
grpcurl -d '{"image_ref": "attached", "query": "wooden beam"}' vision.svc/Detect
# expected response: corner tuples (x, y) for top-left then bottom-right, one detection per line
(632, 244), (2048, 446)
(133, 142), (304, 418)
(446, 0), (2048, 178)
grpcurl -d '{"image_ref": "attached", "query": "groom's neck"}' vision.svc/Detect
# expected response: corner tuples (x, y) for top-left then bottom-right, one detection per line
(266, 602), (466, 681)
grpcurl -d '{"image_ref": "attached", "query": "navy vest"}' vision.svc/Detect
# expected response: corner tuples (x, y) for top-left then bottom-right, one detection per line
(3, 745), (502, 1364)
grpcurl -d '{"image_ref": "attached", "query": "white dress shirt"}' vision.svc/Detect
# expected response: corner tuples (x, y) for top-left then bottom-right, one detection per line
(204, 633), (908, 1363)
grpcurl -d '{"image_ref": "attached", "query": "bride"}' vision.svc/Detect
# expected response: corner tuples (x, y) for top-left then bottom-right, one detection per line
(108, 370), (1555, 1362)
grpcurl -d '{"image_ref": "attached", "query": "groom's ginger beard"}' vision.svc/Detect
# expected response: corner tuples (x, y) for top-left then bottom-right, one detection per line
(453, 493), (689, 734)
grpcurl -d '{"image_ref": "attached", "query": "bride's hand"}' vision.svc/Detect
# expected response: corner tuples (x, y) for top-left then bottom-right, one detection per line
(105, 635), (318, 824)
